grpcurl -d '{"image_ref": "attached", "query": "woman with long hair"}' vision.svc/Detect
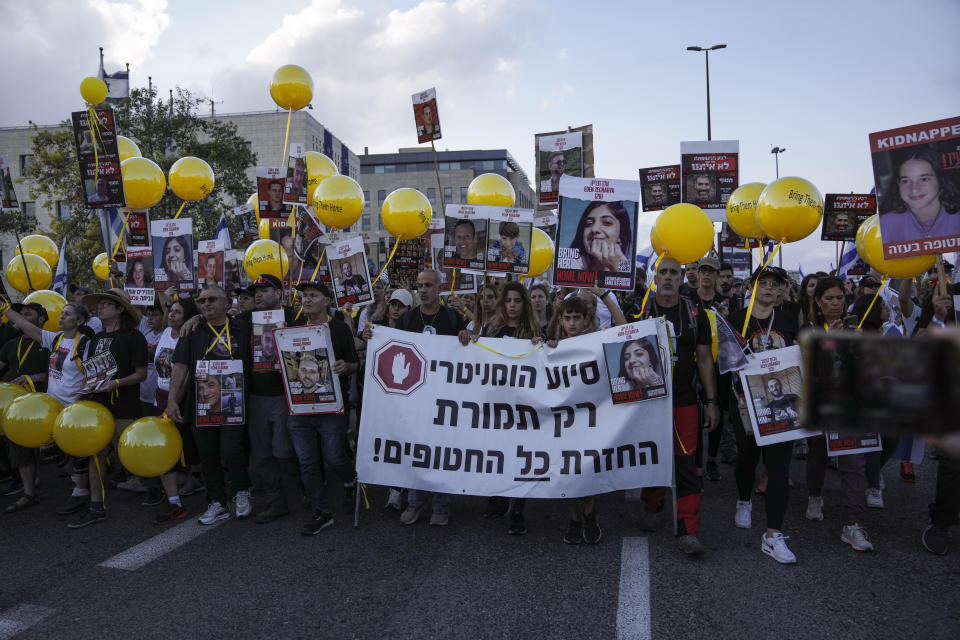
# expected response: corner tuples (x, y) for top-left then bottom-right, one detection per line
(528, 282), (553, 332)
(878, 146), (960, 243)
(468, 282), (498, 332)
(161, 235), (193, 284)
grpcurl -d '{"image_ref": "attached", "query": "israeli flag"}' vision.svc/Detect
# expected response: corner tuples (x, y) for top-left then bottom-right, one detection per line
(837, 245), (860, 280)
(52, 240), (68, 296)
(215, 213), (232, 251)
(636, 245), (657, 273)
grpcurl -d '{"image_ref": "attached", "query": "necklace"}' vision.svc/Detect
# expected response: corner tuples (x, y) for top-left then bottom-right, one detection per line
(419, 307), (440, 335)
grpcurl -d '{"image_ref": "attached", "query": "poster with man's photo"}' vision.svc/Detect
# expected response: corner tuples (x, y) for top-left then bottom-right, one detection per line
(443, 204), (488, 271)
(738, 346), (819, 446)
(680, 140), (739, 222)
(0, 155), (20, 211)
(232, 202), (259, 244)
(125, 210), (151, 248)
(292, 207), (330, 284)
(283, 143), (308, 206)
(252, 309), (284, 373)
(71, 108), (124, 208)
(718, 222), (760, 249)
(195, 359), (245, 426)
(826, 432), (883, 456)
(267, 218), (294, 284)
(274, 324), (344, 415)
(427, 233), (476, 295)
(151, 218), (194, 294)
(386, 237), (427, 288)
(639, 165), (682, 212)
(124, 248), (154, 305)
(603, 334), (667, 404)
(821, 194), (875, 242)
(257, 166), (291, 218)
(535, 124), (594, 211)
(197, 240), (225, 288)
(328, 236), (373, 307)
(486, 207), (533, 274)
(412, 87), (442, 144)
(870, 116), (960, 259)
(554, 175), (639, 290)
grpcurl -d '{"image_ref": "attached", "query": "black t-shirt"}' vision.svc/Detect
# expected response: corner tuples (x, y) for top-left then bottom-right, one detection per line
(90, 329), (149, 419)
(244, 307), (297, 397)
(645, 297), (711, 407)
(173, 317), (252, 425)
(776, 300), (802, 323)
(290, 313), (359, 392)
(728, 307), (798, 353)
(0, 336), (50, 388)
(401, 305), (465, 337)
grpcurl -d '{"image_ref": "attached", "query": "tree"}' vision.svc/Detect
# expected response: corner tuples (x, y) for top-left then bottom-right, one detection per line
(24, 86), (257, 287)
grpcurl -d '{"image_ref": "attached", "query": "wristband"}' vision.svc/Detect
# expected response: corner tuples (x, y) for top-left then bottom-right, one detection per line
(703, 398), (717, 405)
(601, 291), (611, 299)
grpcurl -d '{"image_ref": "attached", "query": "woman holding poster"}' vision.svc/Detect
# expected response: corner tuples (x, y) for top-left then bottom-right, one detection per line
(568, 201), (633, 274)
(878, 147), (960, 246)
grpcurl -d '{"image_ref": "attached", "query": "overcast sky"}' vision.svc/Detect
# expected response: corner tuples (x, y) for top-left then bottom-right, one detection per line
(2, 0), (958, 272)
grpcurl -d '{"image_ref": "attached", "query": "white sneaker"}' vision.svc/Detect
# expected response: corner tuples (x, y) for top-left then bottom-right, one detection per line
(385, 489), (403, 511)
(841, 523), (874, 551)
(761, 532), (797, 564)
(198, 501), (229, 525)
(806, 496), (824, 521)
(865, 488), (884, 509)
(734, 500), (752, 529)
(233, 490), (252, 518)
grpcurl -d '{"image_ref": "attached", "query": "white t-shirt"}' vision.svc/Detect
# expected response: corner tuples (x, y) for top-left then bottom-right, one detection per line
(40, 330), (87, 406)
(154, 327), (179, 393)
(139, 317), (162, 405)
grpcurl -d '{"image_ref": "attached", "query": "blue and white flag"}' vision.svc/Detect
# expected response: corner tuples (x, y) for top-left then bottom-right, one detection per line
(798, 265), (805, 280)
(837, 245), (860, 280)
(52, 240), (68, 296)
(97, 53), (129, 104)
(636, 245), (657, 273)
(762, 239), (776, 265)
(215, 213), (232, 251)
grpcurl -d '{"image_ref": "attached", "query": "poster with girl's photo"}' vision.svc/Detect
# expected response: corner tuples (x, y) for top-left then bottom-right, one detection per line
(680, 140), (739, 222)
(443, 204), (487, 271)
(195, 359), (244, 426)
(412, 87), (442, 144)
(486, 207), (533, 274)
(124, 248), (154, 305)
(252, 309), (284, 373)
(328, 236), (373, 307)
(151, 218), (194, 294)
(554, 175), (639, 290)
(274, 324), (343, 415)
(639, 165), (682, 212)
(738, 346), (819, 446)
(196, 240), (225, 288)
(534, 124), (594, 210)
(257, 166), (291, 218)
(603, 334), (667, 404)
(283, 143), (308, 206)
(870, 116), (960, 259)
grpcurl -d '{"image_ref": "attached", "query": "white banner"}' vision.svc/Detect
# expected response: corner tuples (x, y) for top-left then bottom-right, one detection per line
(357, 320), (674, 498)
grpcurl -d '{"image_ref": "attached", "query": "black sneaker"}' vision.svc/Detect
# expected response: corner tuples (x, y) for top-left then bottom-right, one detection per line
(56, 495), (90, 515)
(583, 510), (602, 544)
(342, 481), (357, 515)
(154, 504), (187, 525)
(508, 511), (527, 536)
(255, 503), (290, 524)
(301, 510), (334, 536)
(141, 486), (167, 507)
(68, 506), (107, 529)
(484, 496), (510, 519)
(563, 519), (583, 544)
(706, 460), (722, 482)
(922, 523), (949, 555)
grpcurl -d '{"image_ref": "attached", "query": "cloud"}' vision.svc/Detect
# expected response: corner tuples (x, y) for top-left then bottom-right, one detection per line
(556, 48), (567, 61)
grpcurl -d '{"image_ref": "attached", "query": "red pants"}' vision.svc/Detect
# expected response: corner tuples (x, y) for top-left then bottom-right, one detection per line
(641, 405), (702, 535)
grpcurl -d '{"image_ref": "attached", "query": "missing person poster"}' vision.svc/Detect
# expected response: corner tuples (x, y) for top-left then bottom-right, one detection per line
(821, 194), (875, 242)
(412, 87), (442, 144)
(151, 218), (194, 294)
(72, 108), (124, 209)
(292, 207), (330, 284)
(197, 240), (225, 288)
(195, 359), (245, 426)
(257, 166), (291, 218)
(639, 165), (682, 212)
(267, 218), (294, 284)
(680, 140), (739, 222)
(870, 116), (960, 259)
(738, 346), (819, 446)
(718, 222), (760, 249)
(554, 175), (639, 290)
(125, 210), (151, 248)
(826, 432), (882, 456)
(443, 205), (487, 271)
(252, 309), (284, 373)
(232, 202), (258, 243)
(80, 350), (118, 394)
(274, 324), (344, 415)
(329, 236), (373, 307)
(535, 124), (594, 211)
(387, 237), (426, 288)
(487, 207), (533, 274)
(0, 155), (20, 212)
(283, 143), (308, 206)
(124, 248), (154, 305)
(427, 233), (476, 295)
(603, 330), (667, 404)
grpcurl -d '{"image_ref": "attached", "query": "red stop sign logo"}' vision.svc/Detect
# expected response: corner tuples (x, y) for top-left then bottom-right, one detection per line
(372, 340), (427, 396)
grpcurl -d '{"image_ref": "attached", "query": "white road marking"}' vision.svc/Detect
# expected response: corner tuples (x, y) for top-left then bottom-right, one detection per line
(0, 604), (55, 639)
(616, 537), (651, 640)
(98, 517), (225, 571)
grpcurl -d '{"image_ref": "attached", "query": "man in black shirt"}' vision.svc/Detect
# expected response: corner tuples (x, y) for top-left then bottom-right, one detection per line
(717, 262), (741, 314)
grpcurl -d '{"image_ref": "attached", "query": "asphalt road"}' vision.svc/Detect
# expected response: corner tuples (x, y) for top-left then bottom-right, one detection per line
(0, 449), (957, 639)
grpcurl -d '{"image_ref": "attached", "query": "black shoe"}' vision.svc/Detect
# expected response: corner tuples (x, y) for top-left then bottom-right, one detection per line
(56, 495), (90, 515)
(301, 510), (334, 536)
(563, 519), (583, 544)
(68, 506), (106, 529)
(484, 496), (510, 519)
(342, 481), (357, 515)
(508, 511), (527, 535)
(706, 460), (722, 482)
(141, 486), (167, 507)
(255, 503), (290, 524)
(583, 510), (602, 544)
(154, 504), (187, 525)
(1, 480), (24, 496)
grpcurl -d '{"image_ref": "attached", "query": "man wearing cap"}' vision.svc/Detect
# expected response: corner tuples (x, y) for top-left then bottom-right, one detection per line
(70, 288), (148, 528)
(689, 254), (731, 318)
(288, 280), (359, 536)
(233, 285), (256, 314)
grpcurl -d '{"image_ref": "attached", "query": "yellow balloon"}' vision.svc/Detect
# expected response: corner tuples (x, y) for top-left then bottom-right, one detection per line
(117, 136), (142, 163)
(93, 252), (111, 280)
(53, 401), (115, 457)
(305, 151), (338, 203)
(312, 175), (364, 229)
(756, 177), (824, 243)
(15, 234), (59, 268)
(246, 192), (261, 224)
(0, 383), (28, 436)
(244, 239), (290, 280)
(169, 156), (215, 201)
(24, 290), (67, 332)
(650, 223), (666, 256)
(80, 76), (108, 105)
(855, 214), (936, 278)
(117, 416), (183, 477)
(467, 173), (516, 207)
(2, 392), (63, 448)
(258, 218), (272, 240)
(5, 254), (53, 294)
(726, 182), (766, 239)
(381, 188), (432, 240)
(270, 64), (314, 111)
(527, 228), (555, 277)
(655, 203), (714, 264)
(121, 157), (166, 209)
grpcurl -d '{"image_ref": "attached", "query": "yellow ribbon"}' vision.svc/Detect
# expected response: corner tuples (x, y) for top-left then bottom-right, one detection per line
(741, 241), (782, 336)
(372, 236), (401, 286)
(449, 268), (457, 296)
(16, 337), (34, 369)
(111, 209), (129, 259)
(204, 320), (232, 357)
(360, 483), (370, 510)
(470, 340), (544, 359)
(308, 245), (328, 283)
(93, 455), (106, 507)
(856, 276), (888, 330)
(281, 107), (292, 167)
(87, 106), (104, 190)
(639, 254), (665, 317)
(173, 201), (187, 219)
(22, 376), (36, 393)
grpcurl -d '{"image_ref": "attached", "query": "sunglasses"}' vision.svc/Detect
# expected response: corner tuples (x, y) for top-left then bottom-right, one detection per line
(196, 296), (225, 304)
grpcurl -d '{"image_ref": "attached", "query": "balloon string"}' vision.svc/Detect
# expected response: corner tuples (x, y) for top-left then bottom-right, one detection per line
(22, 376), (35, 393)
(639, 254), (665, 317)
(93, 455), (106, 507)
(471, 340), (544, 359)
(360, 483), (370, 510)
(111, 210), (129, 260)
(449, 268), (456, 296)
(173, 201), (187, 219)
(372, 237), (400, 286)
(308, 245), (328, 283)
(87, 106), (103, 191)
(12, 227), (36, 292)
(740, 240), (783, 336)
(281, 107), (292, 167)
(856, 276), (888, 330)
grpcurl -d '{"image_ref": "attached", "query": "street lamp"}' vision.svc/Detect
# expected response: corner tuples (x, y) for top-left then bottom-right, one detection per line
(686, 44), (727, 140)
(771, 146), (786, 178)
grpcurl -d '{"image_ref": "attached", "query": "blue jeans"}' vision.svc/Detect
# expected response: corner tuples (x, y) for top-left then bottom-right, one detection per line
(287, 412), (355, 513)
(407, 489), (450, 514)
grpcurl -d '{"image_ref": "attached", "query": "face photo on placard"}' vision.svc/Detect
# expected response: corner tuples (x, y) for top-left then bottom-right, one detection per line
(539, 147), (583, 194)
(153, 233), (194, 291)
(124, 254), (154, 288)
(557, 199), (635, 276)
(444, 217), (486, 265)
(413, 93), (441, 144)
(257, 169), (292, 217)
(289, 350), (333, 399)
(332, 253), (371, 301)
(746, 366), (802, 431)
(284, 155), (308, 205)
(603, 336), (667, 404)
(487, 220), (532, 271)
(254, 323), (279, 365)
(686, 173), (716, 204)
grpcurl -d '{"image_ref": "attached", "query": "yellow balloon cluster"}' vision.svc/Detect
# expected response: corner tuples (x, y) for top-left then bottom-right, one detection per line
(5, 254), (53, 294)
(0, 383), (28, 436)
(312, 175), (364, 230)
(116, 136), (142, 163)
(243, 239), (290, 280)
(305, 152), (338, 203)
(121, 157), (167, 209)
(24, 290), (67, 332)
(270, 65), (314, 111)
(118, 417), (183, 477)
(2, 392), (63, 448)
(467, 173), (515, 207)
(246, 192), (261, 224)
(526, 228), (555, 278)
(169, 156), (215, 201)
(856, 214), (936, 278)
(755, 177), (823, 243)
(92, 252), (112, 280)
(653, 203), (714, 264)
(80, 77), (108, 105)
(54, 401), (115, 457)
(15, 235), (59, 269)
(725, 183), (766, 240)
(381, 189), (432, 240)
